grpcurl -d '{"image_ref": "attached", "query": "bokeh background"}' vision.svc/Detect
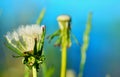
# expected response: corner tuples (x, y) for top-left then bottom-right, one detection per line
(0, 0), (120, 77)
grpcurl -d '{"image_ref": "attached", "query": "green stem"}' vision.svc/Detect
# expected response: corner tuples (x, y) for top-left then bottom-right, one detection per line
(60, 29), (67, 77)
(79, 52), (86, 77)
(32, 66), (37, 77)
(57, 15), (71, 77)
(79, 12), (92, 77)
(60, 44), (67, 77)
(24, 65), (30, 77)
(36, 9), (45, 25)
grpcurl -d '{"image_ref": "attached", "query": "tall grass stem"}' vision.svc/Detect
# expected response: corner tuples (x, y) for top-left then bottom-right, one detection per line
(79, 12), (92, 77)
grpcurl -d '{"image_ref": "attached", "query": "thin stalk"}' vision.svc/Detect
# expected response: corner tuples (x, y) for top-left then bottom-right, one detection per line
(36, 8), (46, 77)
(60, 26), (68, 77)
(24, 65), (30, 77)
(79, 12), (92, 77)
(60, 44), (67, 77)
(36, 9), (45, 25)
(32, 66), (37, 77)
(57, 15), (71, 77)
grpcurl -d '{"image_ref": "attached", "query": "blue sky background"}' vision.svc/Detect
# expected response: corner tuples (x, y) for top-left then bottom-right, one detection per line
(0, 0), (120, 77)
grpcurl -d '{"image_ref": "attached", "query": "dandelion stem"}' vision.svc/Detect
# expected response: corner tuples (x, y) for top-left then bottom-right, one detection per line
(61, 43), (67, 77)
(32, 66), (37, 77)
(57, 15), (71, 77)
(61, 27), (68, 77)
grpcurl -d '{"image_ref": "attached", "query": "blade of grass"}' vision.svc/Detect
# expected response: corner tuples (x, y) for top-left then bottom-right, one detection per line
(36, 9), (46, 25)
(35, 8), (49, 77)
(79, 12), (92, 77)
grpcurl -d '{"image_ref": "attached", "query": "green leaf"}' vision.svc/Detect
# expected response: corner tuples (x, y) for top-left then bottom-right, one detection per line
(47, 30), (60, 43)
(54, 37), (61, 46)
(71, 33), (81, 46)
(36, 9), (46, 25)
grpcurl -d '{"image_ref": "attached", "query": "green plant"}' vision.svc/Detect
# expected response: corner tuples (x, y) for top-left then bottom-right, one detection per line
(4, 9), (46, 77)
(79, 12), (92, 77)
(47, 15), (72, 77)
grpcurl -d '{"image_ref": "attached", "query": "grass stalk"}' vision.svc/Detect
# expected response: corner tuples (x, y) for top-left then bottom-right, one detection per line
(79, 12), (92, 77)
(36, 8), (46, 77)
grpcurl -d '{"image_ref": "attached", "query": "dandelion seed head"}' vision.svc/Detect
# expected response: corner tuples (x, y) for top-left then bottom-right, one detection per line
(5, 24), (44, 52)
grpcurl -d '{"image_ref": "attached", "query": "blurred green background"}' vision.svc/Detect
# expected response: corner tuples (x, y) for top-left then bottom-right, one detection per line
(0, 0), (120, 77)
